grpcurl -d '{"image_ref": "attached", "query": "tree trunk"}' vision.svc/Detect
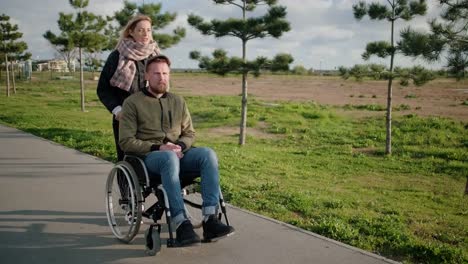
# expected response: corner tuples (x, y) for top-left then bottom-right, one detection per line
(465, 176), (468, 195)
(239, 71), (247, 145)
(238, 2), (248, 145)
(79, 47), (85, 112)
(385, 11), (396, 155)
(11, 63), (16, 94)
(68, 60), (74, 74)
(385, 72), (393, 155)
(5, 54), (10, 97)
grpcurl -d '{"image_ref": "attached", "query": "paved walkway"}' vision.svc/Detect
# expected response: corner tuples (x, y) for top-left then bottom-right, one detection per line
(0, 124), (398, 264)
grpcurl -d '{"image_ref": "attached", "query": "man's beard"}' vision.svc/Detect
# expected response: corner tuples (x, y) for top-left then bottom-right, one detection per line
(149, 83), (169, 95)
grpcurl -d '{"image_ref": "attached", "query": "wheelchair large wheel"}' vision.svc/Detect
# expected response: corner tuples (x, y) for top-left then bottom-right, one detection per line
(105, 161), (143, 243)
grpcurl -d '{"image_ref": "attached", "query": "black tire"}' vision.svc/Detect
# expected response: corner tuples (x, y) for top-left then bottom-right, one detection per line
(145, 225), (162, 256)
(105, 161), (143, 243)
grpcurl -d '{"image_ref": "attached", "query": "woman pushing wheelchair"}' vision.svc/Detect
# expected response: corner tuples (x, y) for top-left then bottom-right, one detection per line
(98, 15), (234, 247)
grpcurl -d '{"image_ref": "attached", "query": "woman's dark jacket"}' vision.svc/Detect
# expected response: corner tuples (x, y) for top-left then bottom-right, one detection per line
(97, 50), (148, 114)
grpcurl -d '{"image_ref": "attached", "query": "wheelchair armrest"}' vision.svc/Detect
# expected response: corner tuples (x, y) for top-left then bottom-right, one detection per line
(124, 152), (147, 159)
(123, 154), (150, 186)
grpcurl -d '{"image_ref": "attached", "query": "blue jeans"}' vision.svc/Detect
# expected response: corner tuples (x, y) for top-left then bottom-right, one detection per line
(144, 147), (220, 227)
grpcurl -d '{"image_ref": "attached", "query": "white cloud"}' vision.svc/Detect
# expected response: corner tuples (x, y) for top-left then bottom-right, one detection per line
(309, 46), (338, 57)
(1, 0), (448, 68)
(88, 1), (123, 17)
(282, 0), (333, 10)
(351, 49), (365, 63)
(302, 26), (354, 41)
(335, 0), (355, 10)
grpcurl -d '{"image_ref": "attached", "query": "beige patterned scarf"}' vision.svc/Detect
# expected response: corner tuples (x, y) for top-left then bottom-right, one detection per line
(110, 38), (160, 91)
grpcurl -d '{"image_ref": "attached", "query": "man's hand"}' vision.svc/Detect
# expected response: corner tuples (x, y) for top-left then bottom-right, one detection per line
(160, 142), (184, 159)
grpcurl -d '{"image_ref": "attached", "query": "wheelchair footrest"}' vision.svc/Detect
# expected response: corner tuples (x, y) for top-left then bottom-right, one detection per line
(183, 198), (202, 209)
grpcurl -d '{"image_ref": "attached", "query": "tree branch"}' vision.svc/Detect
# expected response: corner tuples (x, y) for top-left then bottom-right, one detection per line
(386, 0), (393, 8)
(216, 0), (243, 9)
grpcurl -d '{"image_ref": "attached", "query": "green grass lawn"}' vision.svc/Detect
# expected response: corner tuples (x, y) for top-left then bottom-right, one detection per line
(0, 73), (467, 263)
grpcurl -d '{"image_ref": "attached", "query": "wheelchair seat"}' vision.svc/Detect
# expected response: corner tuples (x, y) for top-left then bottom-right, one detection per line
(105, 152), (231, 255)
(123, 154), (199, 189)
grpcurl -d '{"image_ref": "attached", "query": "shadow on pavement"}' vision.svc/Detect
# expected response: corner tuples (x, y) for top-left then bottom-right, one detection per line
(0, 210), (151, 264)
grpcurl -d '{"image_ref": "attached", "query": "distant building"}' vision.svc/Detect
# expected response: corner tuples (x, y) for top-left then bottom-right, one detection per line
(36, 59), (75, 72)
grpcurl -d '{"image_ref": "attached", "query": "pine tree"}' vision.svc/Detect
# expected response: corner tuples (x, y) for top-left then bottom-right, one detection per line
(0, 14), (30, 97)
(44, 0), (106, 112)
(352, 0), (427, 155)
(399, 0), (468, 80)
(188, 0), (292, 145)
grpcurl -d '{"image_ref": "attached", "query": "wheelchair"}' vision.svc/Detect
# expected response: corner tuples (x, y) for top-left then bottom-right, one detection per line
(105, 153), (231, 255)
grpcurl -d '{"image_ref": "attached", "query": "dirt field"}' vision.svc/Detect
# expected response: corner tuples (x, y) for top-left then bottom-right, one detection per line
(172, 74), (468, 122)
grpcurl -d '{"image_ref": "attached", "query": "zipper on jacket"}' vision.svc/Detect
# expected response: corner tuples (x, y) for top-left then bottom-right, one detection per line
(158, 100), (166, 134)
(169, 110), (173, 129)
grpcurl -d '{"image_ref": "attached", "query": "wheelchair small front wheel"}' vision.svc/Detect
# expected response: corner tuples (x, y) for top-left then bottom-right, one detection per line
(105, 161), (143, 243)
(145, 224), (162, 256)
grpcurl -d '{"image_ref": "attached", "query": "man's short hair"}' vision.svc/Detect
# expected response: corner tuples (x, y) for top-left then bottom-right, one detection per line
(146, 55), (171, 72)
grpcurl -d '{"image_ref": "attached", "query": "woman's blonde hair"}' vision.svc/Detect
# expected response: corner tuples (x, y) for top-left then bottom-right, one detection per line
(119, 14), (152, 42)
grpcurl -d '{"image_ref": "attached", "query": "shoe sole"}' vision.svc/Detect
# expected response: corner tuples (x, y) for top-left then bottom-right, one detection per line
(202, 230), (235, 243)
(175, 239), (201, 247)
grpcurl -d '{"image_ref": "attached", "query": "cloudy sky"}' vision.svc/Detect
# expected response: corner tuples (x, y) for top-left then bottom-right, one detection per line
(2, 0), (446, 69)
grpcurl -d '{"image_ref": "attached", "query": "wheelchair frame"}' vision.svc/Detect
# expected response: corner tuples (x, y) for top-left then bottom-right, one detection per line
(105, 154), (231, 255)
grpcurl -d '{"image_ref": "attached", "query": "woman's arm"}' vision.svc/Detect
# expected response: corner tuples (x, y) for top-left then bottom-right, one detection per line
(97, 50), (121, 114)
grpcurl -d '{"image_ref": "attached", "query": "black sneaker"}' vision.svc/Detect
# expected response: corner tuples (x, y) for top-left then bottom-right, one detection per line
(175, 220), (201, 247)
(202, 215), (235, 242)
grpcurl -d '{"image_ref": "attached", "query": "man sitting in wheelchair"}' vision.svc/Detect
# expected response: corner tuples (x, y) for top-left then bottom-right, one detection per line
(119, 54), (235, 247)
